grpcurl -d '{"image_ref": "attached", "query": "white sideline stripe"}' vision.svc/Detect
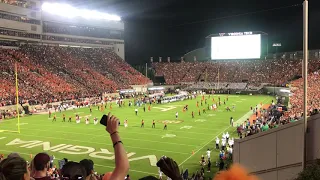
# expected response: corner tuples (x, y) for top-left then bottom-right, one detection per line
(178, 98), (269, 166)
(0, 137), (6, 139)
(16, 123), (28, 126)
(0, 149), (157, 176)
(0, 132), (189, 155)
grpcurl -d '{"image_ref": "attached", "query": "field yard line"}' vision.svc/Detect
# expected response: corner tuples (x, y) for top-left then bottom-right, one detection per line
(0, 132), (190, 155)
(178, 98), (269, 166)
(14, 126), (201, 141)
(89, 133), (198, 145)
(11, 121), (216, 135)
(0, 149), (157, 175)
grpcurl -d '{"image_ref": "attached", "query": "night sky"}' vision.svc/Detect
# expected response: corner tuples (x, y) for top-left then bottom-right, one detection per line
(58, 0), (320, 64)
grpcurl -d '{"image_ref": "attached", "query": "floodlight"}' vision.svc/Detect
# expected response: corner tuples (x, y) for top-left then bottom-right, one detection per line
(41, 2), (121, 21)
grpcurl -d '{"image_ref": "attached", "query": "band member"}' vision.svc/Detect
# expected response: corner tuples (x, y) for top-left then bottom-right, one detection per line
(141, 119), (144, 128)
(163, 122), (167, 130)
(76, 115), (80, 124)
(152, 120), (155, 128)
(62, 114), (66, 122)
(52, 114), (56, 122)
(124, 119), (128, 128)
(94, 117), (98, 125)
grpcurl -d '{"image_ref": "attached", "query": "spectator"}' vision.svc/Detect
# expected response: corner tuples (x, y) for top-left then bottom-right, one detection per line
(61, 161), (87, 180)
(0, 156), (30, 180)
(214, 164), (258, 180)
(32, 153), (51, 180)
(80, 159), (97, 180)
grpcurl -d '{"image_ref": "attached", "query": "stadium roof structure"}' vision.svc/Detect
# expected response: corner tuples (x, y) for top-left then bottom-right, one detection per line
(41, 2), (121, 21)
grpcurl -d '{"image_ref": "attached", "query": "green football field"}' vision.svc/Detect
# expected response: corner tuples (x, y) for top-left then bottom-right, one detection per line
(0, 94), (274, 179)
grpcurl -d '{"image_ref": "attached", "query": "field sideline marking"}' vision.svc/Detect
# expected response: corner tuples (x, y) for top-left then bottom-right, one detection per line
(178, 98), (269, 166)
(0, 132), (190, 155)
(0, 149), (157, 176)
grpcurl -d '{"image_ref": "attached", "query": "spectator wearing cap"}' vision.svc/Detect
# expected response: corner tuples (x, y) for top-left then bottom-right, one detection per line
(0, 156), (30, 180)
(32, 153), (51, 180)
(80, 159), (97, 180)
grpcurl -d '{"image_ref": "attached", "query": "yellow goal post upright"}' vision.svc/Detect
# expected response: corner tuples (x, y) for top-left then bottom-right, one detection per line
(0, 63), (20, 133)
(15, 62), (21, 133)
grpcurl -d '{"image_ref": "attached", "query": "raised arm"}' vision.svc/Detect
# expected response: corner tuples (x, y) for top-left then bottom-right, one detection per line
(106, 113), (130, 180)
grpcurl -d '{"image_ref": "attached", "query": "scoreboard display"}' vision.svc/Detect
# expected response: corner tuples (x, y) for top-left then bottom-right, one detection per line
(210, 32), (261, 60)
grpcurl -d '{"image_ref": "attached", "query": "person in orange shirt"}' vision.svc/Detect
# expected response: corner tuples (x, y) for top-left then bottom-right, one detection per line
(110, 104), (112, 110)
(62, 114), (65, 122)
(148, 105), (151, 111)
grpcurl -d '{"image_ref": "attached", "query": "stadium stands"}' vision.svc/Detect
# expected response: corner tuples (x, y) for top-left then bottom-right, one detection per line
(0, 45), (151, 106)
(152, 59), (320, 86)
(237, 70), (320, 138)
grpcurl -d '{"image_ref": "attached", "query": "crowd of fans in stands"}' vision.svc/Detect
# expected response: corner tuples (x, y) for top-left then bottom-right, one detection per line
(0, 45), (151, 106)
(152, 59), (320, 86)
(238, 69), (320, 137)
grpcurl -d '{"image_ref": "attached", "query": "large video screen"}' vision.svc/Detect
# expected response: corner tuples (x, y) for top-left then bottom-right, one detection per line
(211, 34), (261, 59)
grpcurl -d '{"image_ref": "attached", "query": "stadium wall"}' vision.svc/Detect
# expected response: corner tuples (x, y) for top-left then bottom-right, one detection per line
(130, 85), (148, 92)
(0, 2), (41, 19)
(113, 43), (125, 60)
(233, 113), (320, 180)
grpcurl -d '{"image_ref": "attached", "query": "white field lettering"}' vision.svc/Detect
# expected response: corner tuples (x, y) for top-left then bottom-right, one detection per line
(5, 138), (157, 166)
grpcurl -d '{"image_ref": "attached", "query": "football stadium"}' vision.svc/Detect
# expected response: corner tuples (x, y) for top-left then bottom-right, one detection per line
(0, 0), (319, 180)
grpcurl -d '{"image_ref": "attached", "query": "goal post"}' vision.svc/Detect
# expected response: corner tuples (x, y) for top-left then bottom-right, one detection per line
(0, 63), (20, 133)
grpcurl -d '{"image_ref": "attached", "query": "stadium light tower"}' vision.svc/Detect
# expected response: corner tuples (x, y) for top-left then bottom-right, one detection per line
(302, 0), (308, 170)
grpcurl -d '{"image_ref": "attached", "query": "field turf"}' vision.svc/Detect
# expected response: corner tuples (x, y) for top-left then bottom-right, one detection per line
(0, 95), (274, 179)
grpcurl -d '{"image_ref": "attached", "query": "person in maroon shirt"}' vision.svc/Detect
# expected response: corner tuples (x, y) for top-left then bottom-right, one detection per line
(32, 153), (51, 180)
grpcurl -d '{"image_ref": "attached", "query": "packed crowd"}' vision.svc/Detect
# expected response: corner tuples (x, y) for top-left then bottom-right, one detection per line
(152, 59), (320, 86)
(237, 73), (320, 138)
(0, 45), (150, 106)
(289, 71), (320, 117)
